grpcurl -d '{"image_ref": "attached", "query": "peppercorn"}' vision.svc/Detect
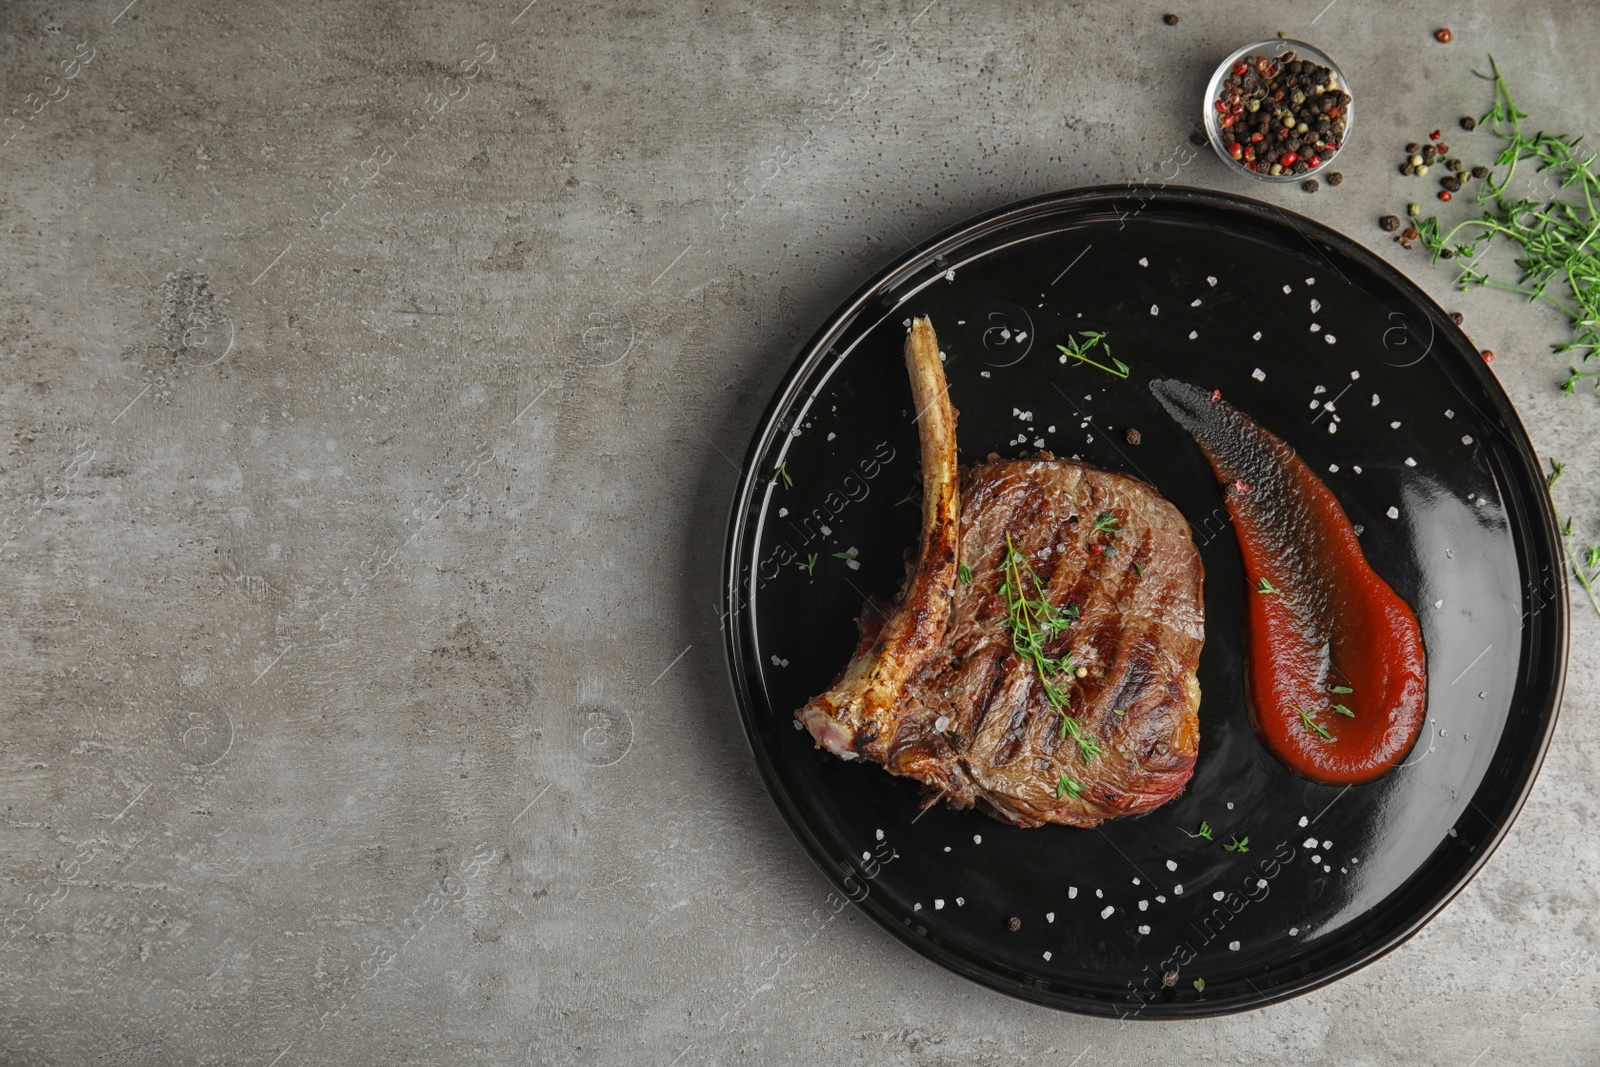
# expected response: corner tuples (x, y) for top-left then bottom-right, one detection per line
(1406, 142), (1421, 154)
(1435, 27), (1453, 43)
(1441, 248), (1454, 258)
(1007, 916), (1022, 932)
(1327, 171), (1343, 186)
(1439, 190), (1453, 201)
(1461, 116), (1477, 131)
(1450, 311), (1465, 325)
(1380, 215), (1402, 231)
(1401, 163), (1416, 177)
(1164, 12), (1180, 24)
(1408, 203), (1420, 216)
(1126, 428), (1142, 446)
(1429, 129), (1442, 141)
(1472, 164), (1489, 179)
(1403, 226), (1421, 240)
(1301, 178), (1319, 192)
(1443, 176), (1462, 192)
(1416, 165), (1430, 176)
(1447, 158), (1465, 172)
(1421, 146), (1437, 164)
(1481, 349), (1494, 363)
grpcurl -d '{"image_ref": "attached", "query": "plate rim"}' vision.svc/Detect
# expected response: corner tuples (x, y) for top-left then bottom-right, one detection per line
(718, 183), (1570, 1018)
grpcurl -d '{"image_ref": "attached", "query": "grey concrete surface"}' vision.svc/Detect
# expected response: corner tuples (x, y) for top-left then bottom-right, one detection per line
(1, 1), (1597, 1064)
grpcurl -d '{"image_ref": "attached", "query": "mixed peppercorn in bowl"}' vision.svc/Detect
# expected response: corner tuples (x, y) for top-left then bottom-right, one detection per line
(1204, 39), (1351, 186)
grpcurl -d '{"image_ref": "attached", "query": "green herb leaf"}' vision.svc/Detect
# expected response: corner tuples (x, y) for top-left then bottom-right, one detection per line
(833, 548), (858, 560)
(776, 461), (792, 489)
(1330, 685), (1354, 694)
(1193, 978), (1206, 993)
(1112, 708), (1126, 717)
(1056, 774), (1084, 800)
(1332, 703), (1355, 718)
(1091, 511), (1119, 535)
(1297, 706), (1333, 741)
(957, 562), (972, 585)
(799, 553), (818, 575)
(1181, 820), (1214, 841)
(1133, 561), (1145, 578)
(1546, 458), (1566, 489)
(1057, 331), (1129, 379)
(1223, 835), (1250, 853)
(1257, 577), (1280, 595)
(1000, 534), (1099, 761)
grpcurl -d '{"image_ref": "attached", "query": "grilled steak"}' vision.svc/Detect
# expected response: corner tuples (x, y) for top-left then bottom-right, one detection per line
(797, 317), (1204, 827)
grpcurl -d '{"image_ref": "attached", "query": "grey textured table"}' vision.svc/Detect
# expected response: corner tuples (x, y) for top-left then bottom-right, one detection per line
(2, 2), (1597, 1064)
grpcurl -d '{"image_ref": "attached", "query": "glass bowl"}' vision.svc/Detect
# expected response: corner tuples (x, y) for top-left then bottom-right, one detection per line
(1203, 38), (1352, 184)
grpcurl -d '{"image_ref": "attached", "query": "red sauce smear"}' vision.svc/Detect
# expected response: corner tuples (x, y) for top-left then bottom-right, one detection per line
(1153, 380), (1426, 784)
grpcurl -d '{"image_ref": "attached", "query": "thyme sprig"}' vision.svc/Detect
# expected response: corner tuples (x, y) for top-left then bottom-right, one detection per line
(1297, 706), (1333, 741)
(1057, 330), (1129, 379)
(1546, 458), (1600, 617)
(1416, 58), (1600, 391)
(998, 533), (1099, 760)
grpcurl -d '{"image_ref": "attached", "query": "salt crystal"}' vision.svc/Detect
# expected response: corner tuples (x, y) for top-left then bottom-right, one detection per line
(1314, 385), (1326, 394)
(1322, 840), (1331, 849)
(1462, 435), (1474, 445)
(1166, 860), (1178, 871)
(1101, 906), (1115, 919)
(1387, 506), (1399, 519)
(1325, 334), (1337, 344)
(1213, 891), (1226, 901)
(876, 829), (884, 840)
(1174, 885), (1183, 894)
(1139, 900), (1149, 911)
(1352, 465), (1361, 473)
(1042, 950), (1052, 960)
(973, 835), (982, 844)
(1289, 927), (1300, 936)
(1306, 278), (1316, 285)
(1047, 912), (1055, 923)
(935, 899), (945, 909)
(1283, 284), (1293, 294)
(1151, 305), (1160, 316)
(1096, 889), (1103, 898)
(1191, 298), (1202, 307)
(1139, 257), (1149, 267)
(1312, 855), (1321, 864)
(1310, 323), (1321, 332)
(1310, 299), (1321, 313)
(1303, 837), (1318, 848)
(1252, 368), (1266, 381)
(1229, 940), (1241, 951)
(1252, 331), (1262, 341)
(778, 507), (789, 517)
(1445, 409), (1455, 418)
(1390, 421), (1402, 429)
(1405, 457), (1417, 467)
(1372, 394), (1381, 406)
(1188, 331), (1198, 340)
(1069, 887), (1078, 899)
(1298, 816), (1309, 827)
(1138, 924), (1151, 934)
(1156, 895), (1167, 903)
(1207, 276), (1218, 286)
(1328, 423), (1337, 434)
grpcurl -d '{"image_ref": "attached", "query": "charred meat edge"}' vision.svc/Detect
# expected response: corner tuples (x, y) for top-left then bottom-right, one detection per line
(796, 315), (958, 759)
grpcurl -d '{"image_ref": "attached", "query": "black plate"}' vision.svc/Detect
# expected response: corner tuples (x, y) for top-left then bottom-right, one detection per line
(720, 186), (1567, 1018)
